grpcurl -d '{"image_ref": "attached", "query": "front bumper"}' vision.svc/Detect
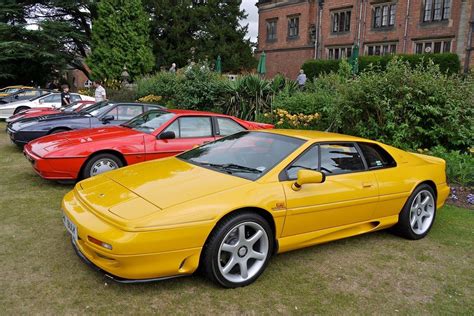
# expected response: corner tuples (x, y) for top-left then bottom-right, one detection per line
(23, 145), (84, 180)
(62, 190), (205, 280)
(7, 128), (47, 145)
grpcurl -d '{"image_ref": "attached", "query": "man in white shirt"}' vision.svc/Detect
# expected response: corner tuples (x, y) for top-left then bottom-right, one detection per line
(93, 80), (106, 102)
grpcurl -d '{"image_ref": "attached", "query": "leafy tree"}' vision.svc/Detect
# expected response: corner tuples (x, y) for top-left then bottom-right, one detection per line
(87, 0), (155, 80)
(145, 0), (256, 72)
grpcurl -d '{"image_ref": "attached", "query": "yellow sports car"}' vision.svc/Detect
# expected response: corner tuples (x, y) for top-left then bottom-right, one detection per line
(0, 85), (33, 97)
(62, 130), (450, 287)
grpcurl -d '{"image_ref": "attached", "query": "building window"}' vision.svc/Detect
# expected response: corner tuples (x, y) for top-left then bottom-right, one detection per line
(414, 40), (451, 54)
(366, 43), (397, 56)
(332, 10), (351, 33)
(266, 20), (277, 41)
(373, 4), (396, 29)
(423, 0), (451, 22)
(328, 47), (353, 60)
(288, 16), (299, 38)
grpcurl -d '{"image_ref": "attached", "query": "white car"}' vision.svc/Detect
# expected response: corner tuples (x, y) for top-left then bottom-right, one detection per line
(0, 93), (95, 119)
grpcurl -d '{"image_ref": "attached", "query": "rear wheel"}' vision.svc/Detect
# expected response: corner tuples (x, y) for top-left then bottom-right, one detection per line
(201, 212), (273, 288)
(82, 153), (123, 179)
(393, 184), (437, 240)
(14, 106), (30, 114)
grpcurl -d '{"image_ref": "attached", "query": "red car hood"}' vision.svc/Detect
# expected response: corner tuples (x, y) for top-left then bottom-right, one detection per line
(29, 126), (143, 157)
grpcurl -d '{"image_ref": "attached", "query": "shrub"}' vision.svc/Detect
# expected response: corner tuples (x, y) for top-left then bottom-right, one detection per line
(301, 59), (340, 79)
(303, 53), (461, 79)
(261, 109), (321, 129)
(427, 146), (474, 186)
(107, 87), (137, 102)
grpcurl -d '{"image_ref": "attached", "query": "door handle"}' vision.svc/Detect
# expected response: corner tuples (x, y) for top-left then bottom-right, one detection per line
(362, 182), (373, 188)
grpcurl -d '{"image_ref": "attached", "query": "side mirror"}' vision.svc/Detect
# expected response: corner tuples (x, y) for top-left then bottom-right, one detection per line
(158, 131), (176, 140)
(292, 170), (325, 191)
(101, 115), (114, 123)
(38, 99), (44, 103)
(14, 95), (19, 99)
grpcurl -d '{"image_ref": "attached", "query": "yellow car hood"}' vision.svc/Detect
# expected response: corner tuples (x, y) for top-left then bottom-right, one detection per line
(78, 157), (250, 221)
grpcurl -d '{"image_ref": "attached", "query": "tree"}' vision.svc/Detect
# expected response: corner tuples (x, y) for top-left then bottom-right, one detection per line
(87, 0), (155, 80)
(145, 0), (256, 73)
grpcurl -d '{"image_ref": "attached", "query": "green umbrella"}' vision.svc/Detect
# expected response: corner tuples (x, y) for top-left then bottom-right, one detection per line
(350, 45), (359, 75)
(215, 55), (222, 73)
(257, 51), (266, 75)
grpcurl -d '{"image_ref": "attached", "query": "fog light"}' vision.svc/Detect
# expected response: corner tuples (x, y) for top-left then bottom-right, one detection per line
(88, 235), (113, 250)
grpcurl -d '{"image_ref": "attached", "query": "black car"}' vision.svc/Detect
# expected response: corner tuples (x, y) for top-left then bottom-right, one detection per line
(7, 101), (165, 146)
(0, 89), (50, 104)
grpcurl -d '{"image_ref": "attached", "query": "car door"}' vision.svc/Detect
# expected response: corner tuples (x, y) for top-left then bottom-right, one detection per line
(145, 116), (216, 160)
(104, 104), (144, 125)
(281, 142), (379, 237)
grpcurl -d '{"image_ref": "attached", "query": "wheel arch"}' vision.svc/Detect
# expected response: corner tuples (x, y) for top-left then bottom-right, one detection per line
(201, 207), (278, 258)
(78, 149), (128, 180)
(14, 105), (31, 114)
(413, 180), (438, 197)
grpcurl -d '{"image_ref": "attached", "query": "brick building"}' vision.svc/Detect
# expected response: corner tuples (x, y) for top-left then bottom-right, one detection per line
(256, 0), (474, 78)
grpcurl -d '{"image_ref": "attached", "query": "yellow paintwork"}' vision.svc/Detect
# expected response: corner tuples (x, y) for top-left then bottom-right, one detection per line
(0, 85), (33, 97)
(62, 129), (450, 280)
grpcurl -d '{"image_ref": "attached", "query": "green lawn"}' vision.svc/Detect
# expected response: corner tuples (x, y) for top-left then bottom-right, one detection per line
(0, 121), (473, 315)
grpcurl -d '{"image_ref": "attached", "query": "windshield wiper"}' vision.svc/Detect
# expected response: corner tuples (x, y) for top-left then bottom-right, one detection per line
(197, 162), (262, 174)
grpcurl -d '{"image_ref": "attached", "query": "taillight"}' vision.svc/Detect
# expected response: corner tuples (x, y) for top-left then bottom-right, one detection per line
(88, 236), (113, 250)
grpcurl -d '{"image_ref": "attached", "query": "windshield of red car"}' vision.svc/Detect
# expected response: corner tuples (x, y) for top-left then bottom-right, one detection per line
(122, 110), (175, 134)
(179, 131), (305, 180)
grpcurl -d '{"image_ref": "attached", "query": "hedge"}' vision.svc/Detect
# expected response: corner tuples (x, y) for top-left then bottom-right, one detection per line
(302, 53), (461, 78)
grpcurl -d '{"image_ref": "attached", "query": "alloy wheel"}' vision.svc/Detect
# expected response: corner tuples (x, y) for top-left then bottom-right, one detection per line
(217, 222), (269, 283)
(409, 190), (435, 235)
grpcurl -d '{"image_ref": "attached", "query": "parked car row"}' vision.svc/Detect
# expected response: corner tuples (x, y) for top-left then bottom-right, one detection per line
(1, 88), (450, 288)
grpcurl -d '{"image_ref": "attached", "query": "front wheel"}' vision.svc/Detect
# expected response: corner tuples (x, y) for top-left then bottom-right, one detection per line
(394, 184), (437, 240)
(13, 106), (30, 114)
(82, 153), (123, 179)
(201, 212), (273, 288)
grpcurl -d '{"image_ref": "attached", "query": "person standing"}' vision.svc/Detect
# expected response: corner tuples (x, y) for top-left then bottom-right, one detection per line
(93, 80), (106, 102)
(169, 63), (177, 73)
(60, 84), (71, 107)
(296, 69), (307, 90)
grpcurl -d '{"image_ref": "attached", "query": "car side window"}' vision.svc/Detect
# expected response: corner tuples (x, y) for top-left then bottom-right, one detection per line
(320, 143), (365, 175)
(115, 105), (143, 121)
(286, 145), (319, 180)
(179, 117), (212, 138)
(164, 120), (180, 137)
(358, 142), (396, 169)
(216, 117), (246, 136)
(42, 94), (60, 103)
(71, 94), (82, 102)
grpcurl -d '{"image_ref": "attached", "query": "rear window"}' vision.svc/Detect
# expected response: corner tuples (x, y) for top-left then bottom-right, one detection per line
(358, 142), (396, 169)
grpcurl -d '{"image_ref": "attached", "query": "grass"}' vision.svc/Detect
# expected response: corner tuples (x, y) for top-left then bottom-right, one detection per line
(0, 121), (473, 315)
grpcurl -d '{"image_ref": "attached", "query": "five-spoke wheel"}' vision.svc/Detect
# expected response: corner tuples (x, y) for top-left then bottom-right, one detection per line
(82, 153), (123, 179)
(202, 212), (273, 288)
(394, 184), (437, 240)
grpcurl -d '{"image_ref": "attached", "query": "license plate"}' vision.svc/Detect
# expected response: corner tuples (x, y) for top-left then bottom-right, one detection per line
(63, 213), (78, 241)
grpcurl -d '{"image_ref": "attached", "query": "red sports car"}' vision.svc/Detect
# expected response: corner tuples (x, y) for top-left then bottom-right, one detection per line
(24, 109), (274, 181)
(6, 100), (95, 124)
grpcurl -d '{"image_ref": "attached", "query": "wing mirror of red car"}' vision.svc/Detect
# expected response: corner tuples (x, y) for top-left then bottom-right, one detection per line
(292, 170), (325, 191)
(158, 131), (176, 140)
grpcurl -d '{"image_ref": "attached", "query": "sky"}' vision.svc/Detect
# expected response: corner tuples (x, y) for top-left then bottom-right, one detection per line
(240, 0), (259, 42)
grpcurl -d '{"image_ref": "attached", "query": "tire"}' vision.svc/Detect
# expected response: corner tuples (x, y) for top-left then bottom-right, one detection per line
(13, 106), (30, 115)
(201, 212), (273, 288)
(393, 184), (437, 240)
(49, 128), (69, 135)
(82, 153), (123, 179)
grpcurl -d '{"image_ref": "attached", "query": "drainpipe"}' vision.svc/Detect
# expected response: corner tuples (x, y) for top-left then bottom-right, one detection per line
(403, 0), (411, 53)
(314, 0), (324, 59)
(357, 0), (364, 46)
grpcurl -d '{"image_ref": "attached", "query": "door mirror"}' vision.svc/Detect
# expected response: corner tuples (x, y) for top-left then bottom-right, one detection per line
(38, 99), (44, 103)
(158, 131), (176, 140)
(102, 114), (114, 123)
(292, 170), (325, 191)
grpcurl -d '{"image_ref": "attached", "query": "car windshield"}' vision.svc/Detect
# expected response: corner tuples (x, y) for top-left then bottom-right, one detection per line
(79, 101), (111, 117)
(122, 110), (175, 134)
(179, 131), (305, 180)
